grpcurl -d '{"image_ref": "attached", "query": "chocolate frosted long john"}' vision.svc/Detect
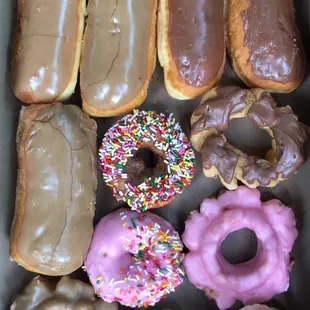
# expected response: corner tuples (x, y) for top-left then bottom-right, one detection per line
(11, 0), (86, 103)
(227, 0), (305, 92)
(80, 0), (157, 117)
(10, 103), (97, 276)
(158, 0), (225, 99)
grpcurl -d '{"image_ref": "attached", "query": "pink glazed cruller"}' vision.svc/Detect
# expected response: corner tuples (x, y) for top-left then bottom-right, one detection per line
(182, 186), (297, 309)
(84, 208), (184, 308)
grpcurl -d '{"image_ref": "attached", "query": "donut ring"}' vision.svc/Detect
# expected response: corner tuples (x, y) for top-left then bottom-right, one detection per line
(84, 208), (184, 308)
(190, 86), (309, 189)
(99, 109), (195, 211)
(182, 186), (297, 310)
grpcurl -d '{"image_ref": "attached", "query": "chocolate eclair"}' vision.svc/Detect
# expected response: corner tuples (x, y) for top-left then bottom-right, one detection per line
(10, 103), (97, 276)
(10, 276), (118, 310)
(80, 0), (158, 117)
(11, 0), (86, 103)
(227, 0), (305, 92)
(158, 0), (225, 100)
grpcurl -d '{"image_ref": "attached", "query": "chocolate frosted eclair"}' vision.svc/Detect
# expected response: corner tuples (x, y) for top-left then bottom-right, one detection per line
(11, 0), (86, 103)
(10, 276), (118, 310)
(191, 86), (309, 189)
(80, 0), (158, 117)
(227, 0), (305, 92)
(158, 0), (225, 100)
(10, 103), (97, 276)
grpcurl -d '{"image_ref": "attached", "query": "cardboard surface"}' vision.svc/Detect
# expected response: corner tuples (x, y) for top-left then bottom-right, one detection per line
(1, 1), (310, 309)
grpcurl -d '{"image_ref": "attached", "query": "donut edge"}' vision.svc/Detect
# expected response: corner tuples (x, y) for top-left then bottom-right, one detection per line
(81, 0), (158, 117)
(189, 87), (286, 190)
(10, 0), (86, 104)
(10, 103), (98, 276)
(157, 0), (226, 100)
(226, 0), (305, 93)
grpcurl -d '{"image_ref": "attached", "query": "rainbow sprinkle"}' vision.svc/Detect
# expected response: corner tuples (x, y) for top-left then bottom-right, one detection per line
(84, 210), (185, 308)
(99, 110), (196, 211)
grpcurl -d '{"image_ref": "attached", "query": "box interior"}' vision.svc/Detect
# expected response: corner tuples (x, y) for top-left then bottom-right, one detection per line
(1, 1), (310, 309)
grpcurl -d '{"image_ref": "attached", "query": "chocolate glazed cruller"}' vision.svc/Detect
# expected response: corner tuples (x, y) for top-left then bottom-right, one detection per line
(190, 86), (309, 190)
(182, 186), (297, 310)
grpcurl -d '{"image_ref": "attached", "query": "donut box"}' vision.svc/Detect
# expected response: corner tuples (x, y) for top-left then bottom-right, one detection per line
(1, 1), (310, 310)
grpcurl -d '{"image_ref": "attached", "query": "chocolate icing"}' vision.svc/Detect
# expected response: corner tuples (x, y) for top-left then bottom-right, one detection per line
(244, 93), (309, 185)
(201, 135), (238, 183)
(80, 0), (154, 111)
(10, 276), (118, 310)
(192, 86), (309, 186)
(168, 0), (225, 87)
(14, 103), (97, 275)
(11, 0), (82, 102)
(192, 86), (248, 133)
(242, 0), (304, 82)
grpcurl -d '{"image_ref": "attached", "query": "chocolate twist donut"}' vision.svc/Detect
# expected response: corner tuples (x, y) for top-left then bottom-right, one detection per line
(190, 86), (309, 189)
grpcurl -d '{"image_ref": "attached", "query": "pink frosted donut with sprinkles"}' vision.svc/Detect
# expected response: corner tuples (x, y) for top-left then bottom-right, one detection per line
(99, 109), (196, 211)
(83, 208), (184, 308)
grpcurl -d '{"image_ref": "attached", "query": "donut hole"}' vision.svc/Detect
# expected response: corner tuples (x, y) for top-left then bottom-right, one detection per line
(124, 147), (167, 186)
(135, 148), (158, 169)
(220, 228), (258, 264)
(224, 118), (272, 157)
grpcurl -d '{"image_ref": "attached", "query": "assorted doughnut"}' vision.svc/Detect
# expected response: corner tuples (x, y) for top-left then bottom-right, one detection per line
(8, 1), (310, 310)
(84, 208), (184, 308)
(11, 0), (85, 103)
(80, 0), (158, 116)
(227, 0), (305, 92)
(157, 0), (225, 99)
(99, 109), (195, 211)
(191, 86), (309, 189)
(182, 186), (297, 309)
(10, 103), (97, 276)
(10, 276), (118, 309)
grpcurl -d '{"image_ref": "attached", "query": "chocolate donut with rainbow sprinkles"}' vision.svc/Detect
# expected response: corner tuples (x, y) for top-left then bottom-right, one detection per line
(99, 109), (196, 211)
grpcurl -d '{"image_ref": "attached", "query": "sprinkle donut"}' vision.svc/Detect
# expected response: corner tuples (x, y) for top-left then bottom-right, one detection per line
(84, 208), (184, 308)
(182, 186), (297, 310)
(99, 110), (196, 211)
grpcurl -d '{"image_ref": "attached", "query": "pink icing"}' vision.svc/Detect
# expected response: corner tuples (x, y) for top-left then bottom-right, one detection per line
(182, 186), (297, 310)
(84, 208), (184, 308)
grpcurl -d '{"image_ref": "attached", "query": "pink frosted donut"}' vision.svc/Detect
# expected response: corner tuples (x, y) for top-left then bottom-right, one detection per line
(182, 186), (297, 310)
(84, 208), (184, 308)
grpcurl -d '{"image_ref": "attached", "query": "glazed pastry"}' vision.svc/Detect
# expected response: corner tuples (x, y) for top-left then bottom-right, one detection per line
(84, 208), (184, 308)
(157, 0), (225, 99)
(227, 0), (305, 92)
(80, 0), (157, 117)
(11, 0), (86, 103)
(10, 276), (118, 309)
(182, 186), (297, 309)
(190, 86), (309, 189)
(240, 305), (277, 310)
(10, 103), (97, 276)
(99, 110), (195, 211)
